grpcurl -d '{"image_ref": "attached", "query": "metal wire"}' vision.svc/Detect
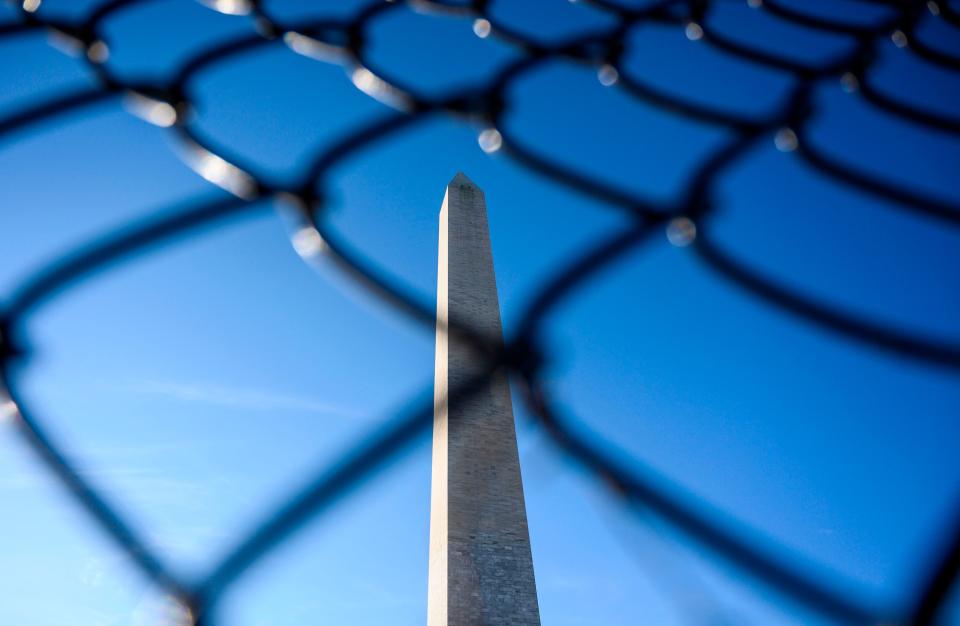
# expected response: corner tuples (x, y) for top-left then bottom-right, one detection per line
(0, 0), (958, 624)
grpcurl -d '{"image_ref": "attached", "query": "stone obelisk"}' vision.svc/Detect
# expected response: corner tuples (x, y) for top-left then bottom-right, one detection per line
(427, 173), (540, 625)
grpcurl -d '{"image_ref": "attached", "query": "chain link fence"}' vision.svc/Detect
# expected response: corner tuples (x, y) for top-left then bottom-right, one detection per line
(0, 0), (958, 624)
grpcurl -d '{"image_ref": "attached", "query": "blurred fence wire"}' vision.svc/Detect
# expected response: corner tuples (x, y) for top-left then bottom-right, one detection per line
(0, 0), (959, 624)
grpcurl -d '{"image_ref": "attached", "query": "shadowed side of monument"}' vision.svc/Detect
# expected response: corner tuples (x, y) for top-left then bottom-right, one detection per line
(427, 173), (541, 626)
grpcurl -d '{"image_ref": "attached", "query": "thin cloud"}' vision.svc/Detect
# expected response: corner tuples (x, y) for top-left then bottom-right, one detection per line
(128, 379), (357, 417)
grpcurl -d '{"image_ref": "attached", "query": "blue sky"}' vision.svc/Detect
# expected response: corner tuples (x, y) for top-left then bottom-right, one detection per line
(0, 0), (959, 624)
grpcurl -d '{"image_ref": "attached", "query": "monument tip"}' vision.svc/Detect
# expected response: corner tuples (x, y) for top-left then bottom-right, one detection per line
(447, 171), (477, 189)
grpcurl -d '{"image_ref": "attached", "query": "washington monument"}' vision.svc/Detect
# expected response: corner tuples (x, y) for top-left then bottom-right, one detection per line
(427, 173), (541, 625)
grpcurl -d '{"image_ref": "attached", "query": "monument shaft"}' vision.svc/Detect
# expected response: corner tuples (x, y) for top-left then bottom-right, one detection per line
(427, 173), (540, 626)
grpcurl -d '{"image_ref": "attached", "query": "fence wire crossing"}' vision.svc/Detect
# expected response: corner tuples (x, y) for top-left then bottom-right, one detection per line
(0, 0), (958, 624)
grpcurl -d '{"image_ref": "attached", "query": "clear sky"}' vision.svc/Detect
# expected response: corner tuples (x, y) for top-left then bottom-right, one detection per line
(0, 1), (959, 625)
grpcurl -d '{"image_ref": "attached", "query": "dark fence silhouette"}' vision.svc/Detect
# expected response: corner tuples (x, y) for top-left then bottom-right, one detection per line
(0, 0), (958, 624)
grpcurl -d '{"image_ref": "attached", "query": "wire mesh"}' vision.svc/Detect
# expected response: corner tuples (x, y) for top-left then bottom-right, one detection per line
(0, 0), (958, 624)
